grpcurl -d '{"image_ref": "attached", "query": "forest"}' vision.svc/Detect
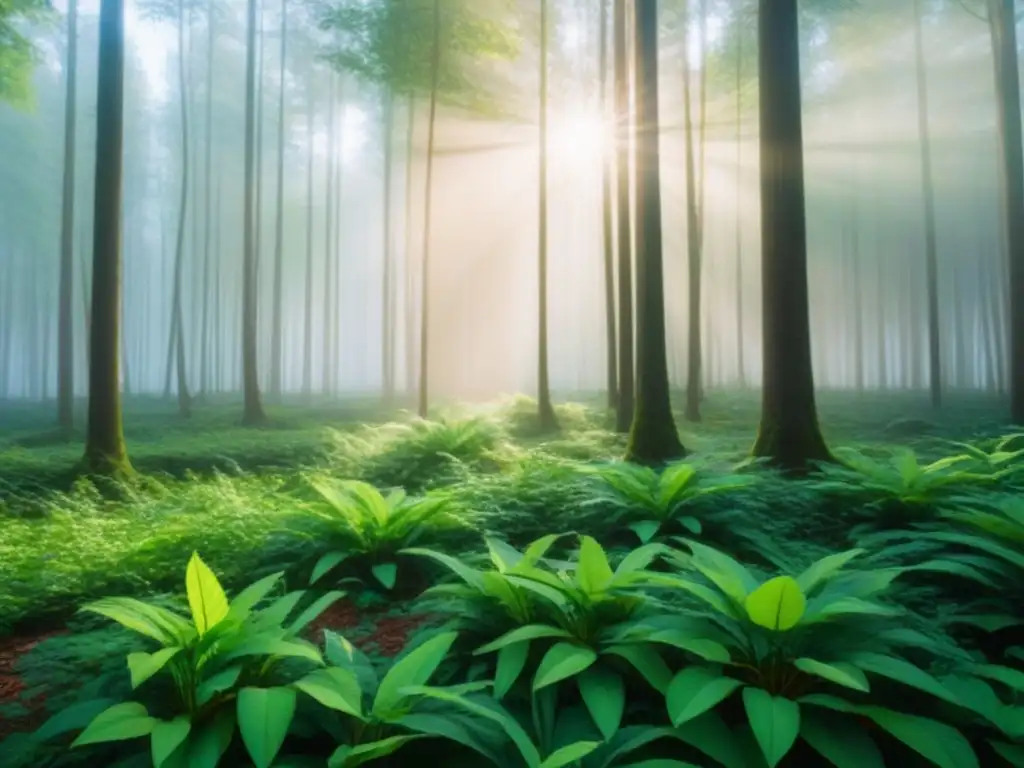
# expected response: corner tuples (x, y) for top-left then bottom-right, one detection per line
(1, 0), (1024, 765)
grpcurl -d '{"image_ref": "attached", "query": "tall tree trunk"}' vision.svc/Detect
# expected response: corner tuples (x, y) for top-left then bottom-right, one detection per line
(682, 0), (702, 422)
(253, 4), (265, 347)
(613, 0), (634, 433)
(172, 0), (192, 417)
(241, 0), (266, 424)
(303, 69), (315, 399)
(734, 14), (745, 388)
(83, 0), (131, 475)
(269, 0), (287, 399)
(404, 97), (417, 398)
(849, 216), (865, 391)
(382, 90), (395, 404)
(322, 73), (336, 396)
(213, 173), (223, 393)
(58, 0), (78, 431)
(624, 0), (684, 464)
(417, 0), (442, 418)
(912, 0), (942, 408)
(988, 0), (1024, 421)
(200, 0), (215, 396)
(598, 0), (617, 409)
(750, 0), (831, 470)
(536, 0), (558, 431)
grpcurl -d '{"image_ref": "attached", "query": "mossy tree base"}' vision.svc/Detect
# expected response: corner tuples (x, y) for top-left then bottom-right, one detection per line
(624, 414), (687, 466)
(78, 450), (134, 480)
(751, 413), (832, 475)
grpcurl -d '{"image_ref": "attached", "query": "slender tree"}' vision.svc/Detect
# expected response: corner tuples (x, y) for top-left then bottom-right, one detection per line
(598, 0), (617, 409)
(536, 0), (558, 431)
(417, 0), (442, 418)
(57, 0), (78, 431)
(613, 0), (634, 433)
(625, 0), (685, 464)
(912, 0), (942, 407)
(681, 0), (702, 421)
(382, 90), (395, 404)
(83, 0), (131, 474)
(734, 6), (745, 388)
(750, 0), (830, 469)
(269, 0), (287, 399)
(303, 65), (315, 398)
(241, 0), (266, 424)
(170, 0), (192, 418)
(986, 0), (1024, 422)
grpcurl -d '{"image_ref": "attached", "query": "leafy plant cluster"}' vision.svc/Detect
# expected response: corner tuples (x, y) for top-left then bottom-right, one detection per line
(6, 516), (1023, 768)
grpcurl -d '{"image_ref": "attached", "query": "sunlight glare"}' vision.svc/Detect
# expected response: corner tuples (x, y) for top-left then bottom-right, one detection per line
(550, 109), (607, 165)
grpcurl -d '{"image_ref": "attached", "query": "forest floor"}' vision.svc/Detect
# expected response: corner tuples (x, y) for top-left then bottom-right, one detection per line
(0, 388), (1017, 764)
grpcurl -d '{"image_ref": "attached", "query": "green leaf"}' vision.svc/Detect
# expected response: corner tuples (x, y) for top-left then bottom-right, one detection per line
(224, 636), (324, 665)
(475, 624), (574, 655)
(34, 698), (119, 743)
(495, 641), (530, 699)
(973, 664), (1024, 693)
(533, 643), (598, 691)
(151, 717), (191, 768)
(311, 552), (349, 585)
(795, 550), (865, 594)
(401, 547), (485, 589)
(185, 552), (230, 636)
(793, 658), (870, 692)
(127, 647), (181, 689)
(745, 576), (806, 632)
(81, 597), (193, 645)
(197, 665), (243, 706)
(71, 702), (156, 747)
(859, 707), (979, 768)
(604, 644), (673, 694)
(576, 536), (615, 593)
(666, 668), (744, 726)
(742, 688), (800, 768)
(629, 521), (662, 544)
(293, 667), (365, 719)
(288, 591), (346, 635)
(540, 741), (601, 768)
(850, 653), (960, 705)
(372, 562), (399, 590)
(329, 735), (421, 767)
(228, 571), (284, 620)
(236, 687), (297, 768)
(643, 629), (731, 663)
(799, 709), (884, 768)
(406, 685), (542, 767)
(186, 708), (236, 768)
(578, 667), (625, 740)
(372, 631), (457, 717)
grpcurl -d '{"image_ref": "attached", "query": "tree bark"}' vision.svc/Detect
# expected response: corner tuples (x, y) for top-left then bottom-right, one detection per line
(417, 0), (442, 419)
(613, 0), (634, 433)
(241, 0), (266, 424)
(987, 0), (1024, 422)
(57, 0), (78, 431)
(599, 0), (617, 409)
(912, 0), (942, 408)
(734, 13), (745, 388)
(750, 0), (831, 471)
(382, 91), (395, 404)
(172, 0), (192, 418)
(536, 0), (558, 432)
(269, 0), (287, 400)
(682, 0), (702, 422)
(303, 66), (315, 399)
(83, 0), (131, 475)
(624, 0), (685, 465)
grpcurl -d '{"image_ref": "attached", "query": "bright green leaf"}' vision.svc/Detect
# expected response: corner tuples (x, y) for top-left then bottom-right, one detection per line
(745, 576), (806, 632)
(185, 552), (230, 636)
(71, 702), (156, 747)
(151, 717), (191, 768)
(578, 667), (625, 740)
(533, 643), (597, 691)
(742, 688), (800, 768)
(666, 668), (744, 726)
(236, 687), (297, 768)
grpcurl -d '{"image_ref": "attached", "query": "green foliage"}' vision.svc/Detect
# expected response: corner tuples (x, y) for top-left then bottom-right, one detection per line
(318, 0), (520, 118)
(806, 446), (1004, 533)
(582, 462), (750, 544)
(0, 0), (51, 107)
(653, 540), (989, 767)
(304, 478), (467, 590)
(35, 553), (340, 767)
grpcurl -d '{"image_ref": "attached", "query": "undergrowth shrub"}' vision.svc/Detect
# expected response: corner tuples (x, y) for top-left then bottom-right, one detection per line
(326, 417), (510, 492)
(28, 553), (343, 767)
(299, 478), (472, 592)
(806, 446), (1002, 536)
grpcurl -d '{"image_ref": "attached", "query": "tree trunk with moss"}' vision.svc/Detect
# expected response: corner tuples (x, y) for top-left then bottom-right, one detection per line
(625, 0), (685, 465)
(536, 0), (558, 432)
(57, 0), (78, 432)
(83, 0), (131, 476)
(613, 0), (634, 433)
(750, 0), (830, 471)
(599, 0), (617, 410)
(987, 0), (1024, 422)
(241, 0), (266, 425)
